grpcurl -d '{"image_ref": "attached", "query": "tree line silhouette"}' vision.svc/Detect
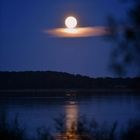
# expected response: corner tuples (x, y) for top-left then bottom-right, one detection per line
(0, 71), (139, 90)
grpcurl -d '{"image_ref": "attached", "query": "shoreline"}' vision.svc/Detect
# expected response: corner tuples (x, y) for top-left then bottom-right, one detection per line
(0, 88), (139, 92)
(0, 89), (139, 98)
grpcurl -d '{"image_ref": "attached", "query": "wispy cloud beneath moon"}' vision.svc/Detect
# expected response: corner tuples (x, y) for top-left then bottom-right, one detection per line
(44, 26), (109, 38)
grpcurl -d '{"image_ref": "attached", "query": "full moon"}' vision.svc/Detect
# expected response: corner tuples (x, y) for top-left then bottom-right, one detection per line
(65, 16), (77, 29)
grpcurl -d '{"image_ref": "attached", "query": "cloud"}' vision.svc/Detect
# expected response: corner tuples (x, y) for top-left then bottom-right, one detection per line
(44, 26), (109, 38)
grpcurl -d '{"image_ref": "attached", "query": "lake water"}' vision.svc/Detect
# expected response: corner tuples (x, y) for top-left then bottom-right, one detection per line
(0, 91), (140, 138)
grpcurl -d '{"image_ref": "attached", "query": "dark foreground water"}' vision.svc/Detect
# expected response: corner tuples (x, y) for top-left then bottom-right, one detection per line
(0, 91), (140, 139)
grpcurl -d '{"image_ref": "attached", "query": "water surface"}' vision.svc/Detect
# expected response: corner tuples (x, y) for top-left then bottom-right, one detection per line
(0, 91), (140, 136)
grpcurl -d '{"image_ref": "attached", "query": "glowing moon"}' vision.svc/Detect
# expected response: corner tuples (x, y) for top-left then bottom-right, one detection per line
(45, 16), (109, 37)
(65, 16), (77, 29)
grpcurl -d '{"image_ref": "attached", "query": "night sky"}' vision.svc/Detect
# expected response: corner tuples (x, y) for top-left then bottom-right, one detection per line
(0, 0), (134, 77)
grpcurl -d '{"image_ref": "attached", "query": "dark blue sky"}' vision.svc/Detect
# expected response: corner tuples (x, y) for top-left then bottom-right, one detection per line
(0, 0), (134, 77)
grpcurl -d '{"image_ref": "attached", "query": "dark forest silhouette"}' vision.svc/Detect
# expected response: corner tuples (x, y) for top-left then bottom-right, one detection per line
(0, 71), (139, 91)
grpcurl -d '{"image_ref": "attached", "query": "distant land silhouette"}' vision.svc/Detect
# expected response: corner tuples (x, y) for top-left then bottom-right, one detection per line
(0, 71), (139, 91)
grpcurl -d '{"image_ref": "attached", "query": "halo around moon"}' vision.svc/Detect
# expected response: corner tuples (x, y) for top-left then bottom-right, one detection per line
(44, 16), (109, 38)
